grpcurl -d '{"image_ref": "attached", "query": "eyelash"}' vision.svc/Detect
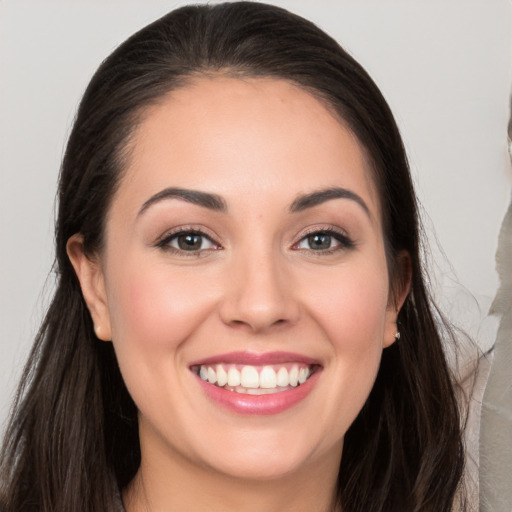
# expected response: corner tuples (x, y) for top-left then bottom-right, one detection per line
(156, 226), (355, 256)
(292, 227), (355, 255)
(156, 228), (220, 256)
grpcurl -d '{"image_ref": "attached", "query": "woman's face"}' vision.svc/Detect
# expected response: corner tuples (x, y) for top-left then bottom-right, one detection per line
(72, 77), (403, 482)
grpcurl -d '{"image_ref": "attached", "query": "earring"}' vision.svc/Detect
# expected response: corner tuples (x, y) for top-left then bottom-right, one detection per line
(95, 325), (101, 337)
(394, 331), (401, 341)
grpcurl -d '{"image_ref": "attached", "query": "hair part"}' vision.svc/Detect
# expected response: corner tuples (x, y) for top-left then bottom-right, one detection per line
(1, 3), (466, 511)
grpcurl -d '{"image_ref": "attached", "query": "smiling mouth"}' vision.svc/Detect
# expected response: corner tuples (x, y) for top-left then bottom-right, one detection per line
(191, 363), (318, 395)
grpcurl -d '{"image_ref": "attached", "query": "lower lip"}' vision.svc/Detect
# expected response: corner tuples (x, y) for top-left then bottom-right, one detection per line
(195, 370), (321, 415)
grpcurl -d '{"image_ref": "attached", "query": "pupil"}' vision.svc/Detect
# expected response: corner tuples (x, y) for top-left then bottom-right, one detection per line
(309, 234), (331, 250)
(178, 234), (202, 250)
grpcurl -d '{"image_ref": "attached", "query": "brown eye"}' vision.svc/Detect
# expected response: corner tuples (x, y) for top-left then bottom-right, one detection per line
(176, 233), (204, 250)
(160, 230), (219, 253)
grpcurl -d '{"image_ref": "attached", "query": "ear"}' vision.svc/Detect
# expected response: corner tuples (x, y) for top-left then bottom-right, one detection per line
(383, 250), (412, 348)
(66, 234), (112, 341)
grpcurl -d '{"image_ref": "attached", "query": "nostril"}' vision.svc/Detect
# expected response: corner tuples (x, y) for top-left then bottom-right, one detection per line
(225, 315), (291, 331)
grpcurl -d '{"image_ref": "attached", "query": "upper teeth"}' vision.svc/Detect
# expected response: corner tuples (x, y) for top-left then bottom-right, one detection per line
(197, 363), (311, 390)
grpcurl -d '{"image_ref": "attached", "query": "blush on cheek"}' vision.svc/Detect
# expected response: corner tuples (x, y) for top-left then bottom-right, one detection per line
(113, 268), (218, 353)
(313, 279), (387, 337)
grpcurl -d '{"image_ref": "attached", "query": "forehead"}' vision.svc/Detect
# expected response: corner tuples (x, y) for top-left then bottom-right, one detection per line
(118, 76), (380, 219)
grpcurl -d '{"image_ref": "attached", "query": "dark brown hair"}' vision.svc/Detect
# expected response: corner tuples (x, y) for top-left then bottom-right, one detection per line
(0, 3), (465, 511)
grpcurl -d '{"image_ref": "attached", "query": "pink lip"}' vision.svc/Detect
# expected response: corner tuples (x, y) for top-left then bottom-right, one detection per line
(189, 351), (320, 367)
(191, 351), (322, 415)
(195, 370), (320, 415)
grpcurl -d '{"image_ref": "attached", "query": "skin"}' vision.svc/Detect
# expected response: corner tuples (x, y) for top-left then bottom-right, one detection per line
(68, 77), (409, 512)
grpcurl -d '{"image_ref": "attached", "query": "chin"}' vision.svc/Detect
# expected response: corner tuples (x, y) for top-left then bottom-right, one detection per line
(206, 452), (309, 482)
(194, 427), (338, 482)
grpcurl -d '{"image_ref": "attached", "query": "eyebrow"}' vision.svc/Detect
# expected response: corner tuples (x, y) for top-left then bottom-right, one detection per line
(138, 187), (227, 216)
(289, 187), (371, 217)
(138, 185), (370, 218)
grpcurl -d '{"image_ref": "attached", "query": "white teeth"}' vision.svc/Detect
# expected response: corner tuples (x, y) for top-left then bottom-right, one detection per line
(259, 366), (277, 388)
(216, 364), (228, 387)
(207, 367), (217, 384)
(276, 367), (289, 387)
(240, 366), (259, 388)
(289, 365), (299, 387)
(227, 367), (241, 387)
(298, 367), (309, 384)
(197, 363), (313, 391)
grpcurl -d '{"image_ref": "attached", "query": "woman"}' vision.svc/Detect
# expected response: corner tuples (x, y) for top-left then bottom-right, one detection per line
(0, 2), (466, 511)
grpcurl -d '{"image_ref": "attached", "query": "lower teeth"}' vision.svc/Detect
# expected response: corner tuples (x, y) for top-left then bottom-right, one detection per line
(222, 384), (300, 394)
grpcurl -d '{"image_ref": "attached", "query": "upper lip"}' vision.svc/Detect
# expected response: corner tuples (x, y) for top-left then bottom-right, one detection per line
(189, 351), (321, 367)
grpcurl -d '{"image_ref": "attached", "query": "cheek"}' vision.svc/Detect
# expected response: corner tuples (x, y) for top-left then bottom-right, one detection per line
(302, 261), (389, 430)
(104, 258), (223, 423)
(305, 262), (390, 347)
(105, 259), (218, 365)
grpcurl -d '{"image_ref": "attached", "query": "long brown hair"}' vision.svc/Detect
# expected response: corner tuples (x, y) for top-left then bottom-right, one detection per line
(0, 3), (466, 511)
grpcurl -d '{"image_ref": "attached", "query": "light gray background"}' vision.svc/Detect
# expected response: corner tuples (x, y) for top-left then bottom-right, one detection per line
(1, 0), (511, 508)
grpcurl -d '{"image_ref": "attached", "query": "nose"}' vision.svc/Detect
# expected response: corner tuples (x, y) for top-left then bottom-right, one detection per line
(219, 250), (300, 333)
